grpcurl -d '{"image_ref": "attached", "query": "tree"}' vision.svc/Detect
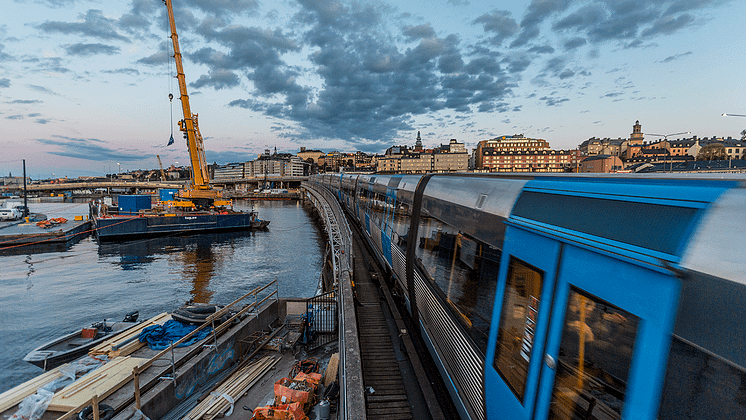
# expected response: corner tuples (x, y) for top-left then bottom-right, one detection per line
(696, 143), (727, 161)
(741, 129), (746, 141)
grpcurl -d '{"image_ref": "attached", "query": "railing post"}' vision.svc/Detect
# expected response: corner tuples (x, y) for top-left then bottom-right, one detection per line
(91, 394), (100, 420)
(133, 366), (142, 410)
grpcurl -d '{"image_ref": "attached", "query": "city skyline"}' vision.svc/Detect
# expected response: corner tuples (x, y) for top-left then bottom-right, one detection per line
(1, 0), (744, 178)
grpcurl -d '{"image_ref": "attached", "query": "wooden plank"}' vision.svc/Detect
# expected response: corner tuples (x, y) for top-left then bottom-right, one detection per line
(47, 357), (147, 412)
(184, 355), (280, 420)
(323, 353), (339, 387)
(89, 313), (171, 357)
(0, 363), (68, 412)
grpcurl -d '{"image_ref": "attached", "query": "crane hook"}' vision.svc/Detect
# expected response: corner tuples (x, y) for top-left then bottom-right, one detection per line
(168, 93), (174, 102)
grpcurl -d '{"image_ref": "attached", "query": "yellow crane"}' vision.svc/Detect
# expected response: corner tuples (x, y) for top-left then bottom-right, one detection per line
(156, 155), (166, 181)
(163, 0), (220, 208)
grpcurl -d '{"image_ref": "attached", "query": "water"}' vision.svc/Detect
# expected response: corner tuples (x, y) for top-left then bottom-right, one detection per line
(0, 199), (325, 393)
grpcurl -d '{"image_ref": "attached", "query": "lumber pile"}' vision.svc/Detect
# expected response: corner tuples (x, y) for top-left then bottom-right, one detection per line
(184, 355), (280, 420)
(89, 312), (171, 358)
(47, 356), (148, 412)
(0, 363), (69, 413)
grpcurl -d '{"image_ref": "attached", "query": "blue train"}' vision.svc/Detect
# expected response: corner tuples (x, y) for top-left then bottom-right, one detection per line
(311, 172), (746, 420)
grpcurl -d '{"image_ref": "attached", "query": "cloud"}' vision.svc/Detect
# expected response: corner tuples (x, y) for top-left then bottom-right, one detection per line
(205, 150), (256, 165)
(540, 96), (569, 106)
(558, 69), (575, 79)
(511, 0), (573, 48)
(190, 69), (241, 90)
(661, 51), (693, 63)
(641, 13), (695, 38)
(37, 9), (129, 42)
(102, 68), (141, 76)
(528, 45), (555, 54)
(563, 37), (586, 51)
(503, 54), (532, 74)
(25, 84), (60, 96)
(473, 10), (519, 46)
(64, 43), (121, 57)
(507, 0), (721, 51)
(6, 114), (24, 120)
(136, 41), (171, 66)
(9, 99), (43, 104)
(218, 0), (517, 148)
(0, 78), (9, 88)
(403, 24), (436, 41)
(36, 135), (152, 161)
(35, 119), (51, 124)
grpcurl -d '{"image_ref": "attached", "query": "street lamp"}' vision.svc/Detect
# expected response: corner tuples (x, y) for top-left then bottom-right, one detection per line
(117, 162), (121, 175)
(646, 131), (691, 172)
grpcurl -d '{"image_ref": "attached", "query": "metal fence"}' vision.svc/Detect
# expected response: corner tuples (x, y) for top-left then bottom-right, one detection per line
(305, 290), (338, 350)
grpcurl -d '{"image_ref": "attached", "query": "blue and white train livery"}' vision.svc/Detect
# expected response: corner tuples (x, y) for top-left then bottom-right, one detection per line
(311, 173), (746, 420)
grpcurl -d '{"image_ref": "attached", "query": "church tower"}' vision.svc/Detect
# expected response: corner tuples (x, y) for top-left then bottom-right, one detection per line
(630, 120), (644, 145)
(414, 131), (423, 152)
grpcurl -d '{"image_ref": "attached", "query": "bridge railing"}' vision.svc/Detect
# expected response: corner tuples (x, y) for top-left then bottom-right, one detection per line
(301, 181), (364, 420)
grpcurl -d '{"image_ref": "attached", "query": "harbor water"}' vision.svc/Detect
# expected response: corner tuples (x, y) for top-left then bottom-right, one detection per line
(0, 199), (325, 393)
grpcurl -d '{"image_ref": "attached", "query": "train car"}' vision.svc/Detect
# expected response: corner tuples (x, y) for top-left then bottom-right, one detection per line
(310, 173), (746, 420)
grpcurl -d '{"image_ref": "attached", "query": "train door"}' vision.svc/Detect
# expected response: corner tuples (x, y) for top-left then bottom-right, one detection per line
(533, 244), (679, 420)
(485, 227), (562, 420)
(486, 229), (680, 420)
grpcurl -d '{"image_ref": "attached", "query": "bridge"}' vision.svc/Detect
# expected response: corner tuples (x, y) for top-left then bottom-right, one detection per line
(3, 180), (186, 193)
(3, 176), (309, 194)
(301, 181), (449, 420)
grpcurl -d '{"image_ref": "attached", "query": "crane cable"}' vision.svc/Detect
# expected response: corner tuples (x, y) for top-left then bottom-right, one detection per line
(168, 33), (175, 146)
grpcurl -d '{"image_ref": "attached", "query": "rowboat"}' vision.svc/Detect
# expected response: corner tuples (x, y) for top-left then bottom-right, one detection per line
(23, 312), (139, 370)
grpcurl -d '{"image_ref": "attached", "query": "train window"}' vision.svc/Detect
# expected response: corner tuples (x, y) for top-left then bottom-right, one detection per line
(415, 216), (500, 353)
(657, 337), (746, 419)
(548, 288), (639, 420)
(493, 257), (544, 402)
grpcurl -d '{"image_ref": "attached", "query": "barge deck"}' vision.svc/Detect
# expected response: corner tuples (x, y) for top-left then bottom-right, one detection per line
(0, 218), (90, 254)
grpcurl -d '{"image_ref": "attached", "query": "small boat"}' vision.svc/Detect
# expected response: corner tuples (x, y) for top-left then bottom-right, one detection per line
(23, 311), (140, 370)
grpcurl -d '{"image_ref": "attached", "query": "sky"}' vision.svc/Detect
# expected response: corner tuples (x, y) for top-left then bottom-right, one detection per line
(0, 0), (744, 179)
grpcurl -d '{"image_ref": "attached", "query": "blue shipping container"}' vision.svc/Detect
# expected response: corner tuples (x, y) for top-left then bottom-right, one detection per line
(159, 189), (179, 202)
(118, 195), (151, 215)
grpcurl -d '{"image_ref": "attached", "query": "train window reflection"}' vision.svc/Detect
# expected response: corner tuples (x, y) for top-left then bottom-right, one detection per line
(493, 257), (544, 402)
(549, 288), (639, 420)
(415, 216), (499, 353)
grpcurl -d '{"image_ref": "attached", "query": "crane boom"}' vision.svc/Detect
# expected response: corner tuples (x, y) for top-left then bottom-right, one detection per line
(157, 155), (166, 181)
(163, 0), (218, 205)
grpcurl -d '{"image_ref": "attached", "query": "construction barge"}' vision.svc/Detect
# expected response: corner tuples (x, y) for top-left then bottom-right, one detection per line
(89, 194), (269, 242)
(0, 280), (341, 420)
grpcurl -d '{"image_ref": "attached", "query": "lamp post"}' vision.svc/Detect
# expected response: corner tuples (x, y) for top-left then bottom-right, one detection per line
(722, 112), (746, 142)
(646, 131), (691, 172)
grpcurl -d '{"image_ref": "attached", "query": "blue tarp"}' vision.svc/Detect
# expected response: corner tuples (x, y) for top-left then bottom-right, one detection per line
(138, 319), (213, 350)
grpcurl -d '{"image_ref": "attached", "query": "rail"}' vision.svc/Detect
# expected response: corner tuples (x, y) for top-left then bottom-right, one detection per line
(301, 182), (365, 420)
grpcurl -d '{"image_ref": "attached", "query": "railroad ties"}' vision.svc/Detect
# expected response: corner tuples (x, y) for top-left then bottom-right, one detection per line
(353, 238), (414, 420)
